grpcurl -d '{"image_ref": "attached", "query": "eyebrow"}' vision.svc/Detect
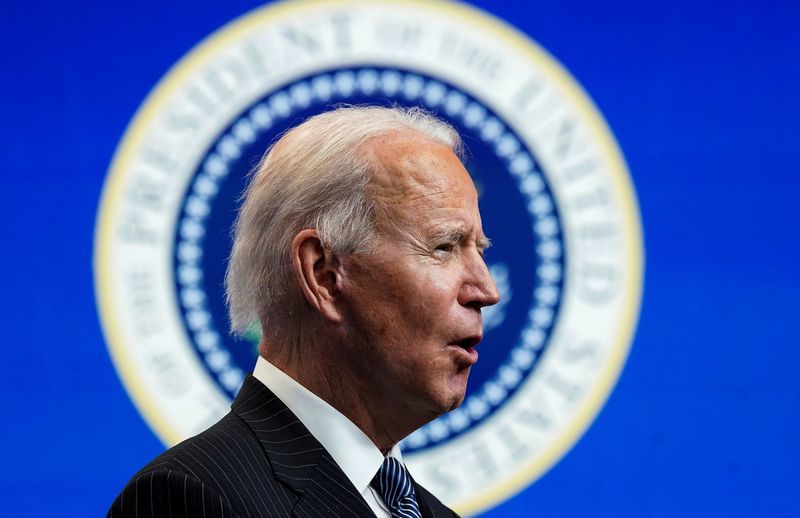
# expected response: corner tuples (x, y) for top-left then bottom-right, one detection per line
(431, 228), (492, 250)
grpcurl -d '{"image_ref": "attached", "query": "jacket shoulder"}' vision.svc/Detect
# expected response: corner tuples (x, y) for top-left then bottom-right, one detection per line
(109, 412), (294, 517)
(108, 467), (242, 518)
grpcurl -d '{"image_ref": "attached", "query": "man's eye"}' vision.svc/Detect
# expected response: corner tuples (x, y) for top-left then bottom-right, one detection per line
(435, 243), (455, 253)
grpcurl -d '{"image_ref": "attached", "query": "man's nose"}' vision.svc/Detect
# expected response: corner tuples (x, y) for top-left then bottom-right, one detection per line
(460, 254), (501, 310)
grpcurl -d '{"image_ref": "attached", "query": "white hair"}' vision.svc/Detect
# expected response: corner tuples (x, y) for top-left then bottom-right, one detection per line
(225, 105), (462, 336)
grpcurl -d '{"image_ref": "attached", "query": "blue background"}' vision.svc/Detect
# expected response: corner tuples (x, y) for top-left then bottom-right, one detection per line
(2, 1), (798, 516)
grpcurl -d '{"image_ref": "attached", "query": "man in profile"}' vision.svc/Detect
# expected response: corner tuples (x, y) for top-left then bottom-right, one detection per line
(109, 106), (499, 517)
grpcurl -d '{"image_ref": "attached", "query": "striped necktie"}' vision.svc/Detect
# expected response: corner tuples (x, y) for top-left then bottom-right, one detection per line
(371, 457), (422, 518)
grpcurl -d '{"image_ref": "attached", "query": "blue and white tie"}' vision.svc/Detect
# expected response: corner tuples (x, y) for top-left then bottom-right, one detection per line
(371, 457), (423, 518)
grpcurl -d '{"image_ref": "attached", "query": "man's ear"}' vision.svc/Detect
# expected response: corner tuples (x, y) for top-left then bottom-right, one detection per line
(290, 229), (343, 323)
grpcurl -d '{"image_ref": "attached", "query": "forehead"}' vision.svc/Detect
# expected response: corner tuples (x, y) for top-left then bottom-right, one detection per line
(364, 130), (478, 212)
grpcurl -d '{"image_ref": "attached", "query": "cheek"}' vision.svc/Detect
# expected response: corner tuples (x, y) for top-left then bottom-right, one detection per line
(392, 271), (447, 314)
(412, 270), (461, 314)
(342, 270), (412, 342)
(343, 259), (461, 340)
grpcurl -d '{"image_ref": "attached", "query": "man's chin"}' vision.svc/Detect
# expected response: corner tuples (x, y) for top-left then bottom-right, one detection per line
(444, 382), (468, 412)
(446, 396), (465, 413)
(416, 377), (469, 421)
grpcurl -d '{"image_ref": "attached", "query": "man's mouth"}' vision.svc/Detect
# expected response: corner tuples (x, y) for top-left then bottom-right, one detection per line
(448, 334), (482, 366)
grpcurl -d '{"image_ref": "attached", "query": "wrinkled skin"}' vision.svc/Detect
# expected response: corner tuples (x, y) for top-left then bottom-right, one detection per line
(336, 131), (500, 438)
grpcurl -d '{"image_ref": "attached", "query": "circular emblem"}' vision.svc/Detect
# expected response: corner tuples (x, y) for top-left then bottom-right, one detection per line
(95, 1), (643, 515)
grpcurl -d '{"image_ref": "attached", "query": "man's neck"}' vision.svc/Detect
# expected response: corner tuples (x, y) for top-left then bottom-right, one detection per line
(262, 343), (421, 455)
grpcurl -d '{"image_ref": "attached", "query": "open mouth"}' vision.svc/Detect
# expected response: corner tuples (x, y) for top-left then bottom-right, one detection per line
(452, 335), (481, 349)
(448, 335), (482, 366)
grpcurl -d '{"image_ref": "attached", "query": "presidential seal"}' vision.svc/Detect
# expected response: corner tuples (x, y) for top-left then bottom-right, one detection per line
(94, 1), (643, 515)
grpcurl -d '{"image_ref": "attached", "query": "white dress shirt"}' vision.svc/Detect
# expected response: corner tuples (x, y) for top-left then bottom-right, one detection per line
(253, 356), (404, 517)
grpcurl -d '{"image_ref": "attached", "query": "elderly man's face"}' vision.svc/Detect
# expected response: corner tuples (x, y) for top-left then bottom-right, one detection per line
(339, 131), (500, 423)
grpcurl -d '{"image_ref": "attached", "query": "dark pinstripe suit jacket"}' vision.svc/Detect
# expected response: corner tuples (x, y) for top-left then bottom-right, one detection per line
(109, 375), (459, 517)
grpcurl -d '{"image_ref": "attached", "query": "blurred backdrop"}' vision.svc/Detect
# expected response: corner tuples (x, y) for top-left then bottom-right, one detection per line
(1, 0), (799, 516)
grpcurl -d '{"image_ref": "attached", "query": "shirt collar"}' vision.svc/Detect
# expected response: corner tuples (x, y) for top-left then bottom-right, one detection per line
(252, 355), (404, 493)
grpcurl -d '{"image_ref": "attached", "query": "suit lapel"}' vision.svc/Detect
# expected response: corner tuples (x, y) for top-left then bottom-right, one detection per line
(412, 477), (458, 518)
(232, 375), (375, 518)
